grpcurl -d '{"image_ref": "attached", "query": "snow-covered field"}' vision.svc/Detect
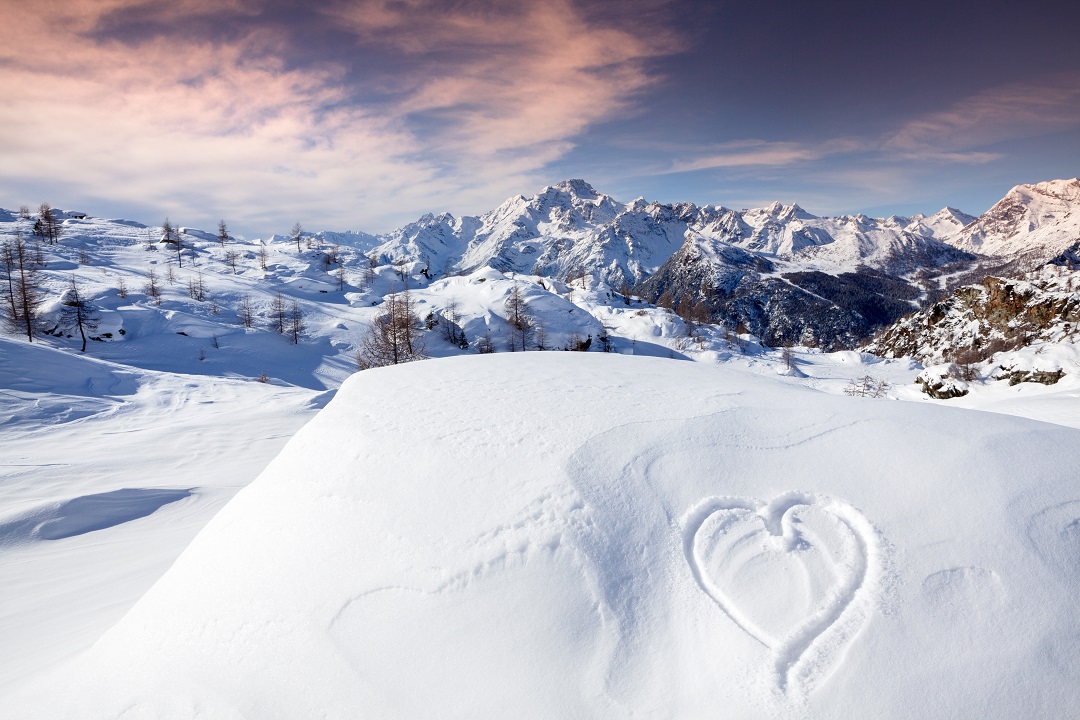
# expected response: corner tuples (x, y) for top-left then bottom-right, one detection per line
(3, 207), (1080, 717)
(6, 353), (1079, 718)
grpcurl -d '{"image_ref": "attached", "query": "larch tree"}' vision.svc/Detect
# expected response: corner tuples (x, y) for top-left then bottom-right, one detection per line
(271, 292), (287, 334)
(356, 290), (426, 369)
(143, 266), (162, 305)
(1, 233), (44, 342)
(38, 203), (61, 244)
(291, 222), (304, 252)
(504, 284), (534, 352)
(237, 293), (256, 328)
(59, 276), (100, 352)
(288, 299), (304, 345)
(162, 218), (182, 267)
(217, 219), (229, 247)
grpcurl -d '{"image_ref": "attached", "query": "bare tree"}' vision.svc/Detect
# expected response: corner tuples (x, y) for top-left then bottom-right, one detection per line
(504, 284), (534, 351)
(116, 275), (128, 298)
(257, 243), (269, 271)
(217, 219), (229, 247)
(37, 203), (61, 244)
(187, 270), (207, 301)
(271, 292), (287, 333)
(475, 329), (495, 354)
(164, 262), (176, 285)
(18, 205), (30, 220)
(442, 297), (465, 346)
(143, 267), (162, 305)
(162, 218), (183, 267)
(291, 222), (303, 252)
(238, 293), (256, 328)
(224, 250), (240, 274)
(1, 233), (44, 341)
(59, 276), (100, 352)
(781, 343), (795, 371)
(356, 290), (426, 369)
(333, 266), (347, 291)
(288, 299), (304, 344)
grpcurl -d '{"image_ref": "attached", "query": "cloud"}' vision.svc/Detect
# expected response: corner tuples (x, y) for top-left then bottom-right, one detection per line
(327, 0), (676, 159)
(0, 0), (681, 233)
(884, 75), (1080, 155)
(658, 76), (1080, 180)
(664, 139), (865, 173)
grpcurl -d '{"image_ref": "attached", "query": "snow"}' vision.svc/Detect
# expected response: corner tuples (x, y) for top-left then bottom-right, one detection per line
(0, 338), (320, 687)
(3, 190), (1080, 716)
(7, 353), (1078, 718)
(948, 178), (1080, 259)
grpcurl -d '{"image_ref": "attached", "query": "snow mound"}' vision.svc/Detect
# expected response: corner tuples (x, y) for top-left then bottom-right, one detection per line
(11, 353), (1080, 718)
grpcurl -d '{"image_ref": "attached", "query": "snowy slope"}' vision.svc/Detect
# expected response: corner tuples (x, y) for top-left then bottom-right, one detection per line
(0, 337), (321, 687)
(946, 178), (1080, 259)
(11, 353), (1079, 719)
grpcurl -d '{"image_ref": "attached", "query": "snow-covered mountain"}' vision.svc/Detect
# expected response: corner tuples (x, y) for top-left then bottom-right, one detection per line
(946, 178), (1080, 260)
(904, 206), (977, 239)
(357, 179), (977, 289)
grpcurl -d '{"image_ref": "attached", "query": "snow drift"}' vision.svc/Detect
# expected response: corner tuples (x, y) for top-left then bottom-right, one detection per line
(10, 353), (1080, 718)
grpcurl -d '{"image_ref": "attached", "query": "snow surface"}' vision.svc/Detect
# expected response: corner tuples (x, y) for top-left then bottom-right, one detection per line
(8, 353), (1079, 718)
(948, 178), (1080, 259)
(4, 193), (1080, 717)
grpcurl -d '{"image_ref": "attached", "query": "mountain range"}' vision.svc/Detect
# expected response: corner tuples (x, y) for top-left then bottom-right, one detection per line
(339, 177), (1077, 348)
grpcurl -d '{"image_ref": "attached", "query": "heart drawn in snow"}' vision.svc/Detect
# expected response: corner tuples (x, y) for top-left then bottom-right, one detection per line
(683, 492), (878, 692)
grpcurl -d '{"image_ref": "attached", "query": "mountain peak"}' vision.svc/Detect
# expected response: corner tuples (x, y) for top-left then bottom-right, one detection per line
(546, 179), (599, 200)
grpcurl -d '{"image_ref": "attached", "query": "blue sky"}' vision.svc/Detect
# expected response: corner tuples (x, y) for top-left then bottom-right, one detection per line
(1, 0), (1077, 236)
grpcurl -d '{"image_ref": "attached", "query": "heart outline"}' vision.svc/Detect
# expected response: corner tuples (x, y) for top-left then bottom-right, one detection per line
(682, 492), (878, 693)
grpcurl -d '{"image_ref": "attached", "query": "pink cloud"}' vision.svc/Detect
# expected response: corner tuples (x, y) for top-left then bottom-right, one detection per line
(0, 0), (682, 232)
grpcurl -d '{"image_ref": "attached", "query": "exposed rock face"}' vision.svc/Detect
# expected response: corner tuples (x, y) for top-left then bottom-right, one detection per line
(916, 365), (970, 399)
(866, 272), (1080, 365)
(639, 246), (922, 349)
(998, 368), (1065, 386)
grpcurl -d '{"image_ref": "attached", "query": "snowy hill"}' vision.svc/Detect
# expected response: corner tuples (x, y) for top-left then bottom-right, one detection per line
(10, 353), (1079, 718)
(945, 178), (1080, 260)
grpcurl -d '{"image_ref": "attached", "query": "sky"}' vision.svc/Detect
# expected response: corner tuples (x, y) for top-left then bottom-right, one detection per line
(1, 0), (1078, 237)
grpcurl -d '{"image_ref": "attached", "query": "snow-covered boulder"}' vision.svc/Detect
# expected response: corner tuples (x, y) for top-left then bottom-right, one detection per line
(916, 364), (970, 398)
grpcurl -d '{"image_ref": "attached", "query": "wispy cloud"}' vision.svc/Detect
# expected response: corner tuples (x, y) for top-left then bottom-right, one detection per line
(660, 76), (1080, 179)
(0, 0), (681, 233)
(665, 139), (865, 173)
(884, 75), (1080, 156)
(327, 0), (676, 162)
